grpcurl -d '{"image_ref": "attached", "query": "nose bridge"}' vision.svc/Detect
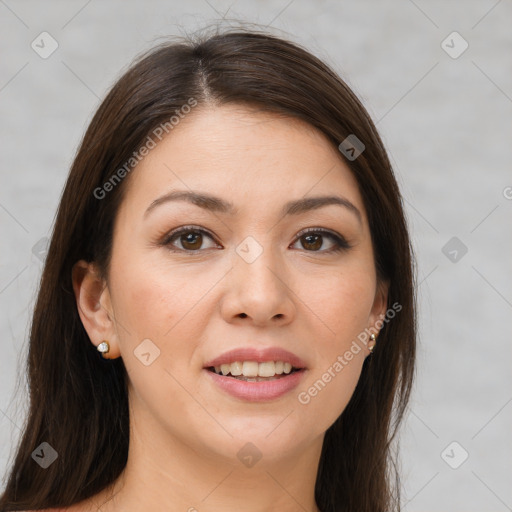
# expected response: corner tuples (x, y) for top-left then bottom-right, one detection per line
(226, 233), (293, 323)
(234, 233), (284, 291)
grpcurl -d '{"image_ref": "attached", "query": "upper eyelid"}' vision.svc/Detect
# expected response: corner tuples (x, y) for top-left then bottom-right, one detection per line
(163, 225), (215, 241)
(163, 225), (347, 247)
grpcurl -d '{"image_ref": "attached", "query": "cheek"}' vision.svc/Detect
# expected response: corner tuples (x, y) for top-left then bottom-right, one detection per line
(109, 245), (206, 338)
(304, 264), (376, 344)
(297, 353), (365, 435)
(108, 251), (224, 371)
(292, 265), (374, 431)
(108, 255), (211, 420)
(110, 266), (182, 341)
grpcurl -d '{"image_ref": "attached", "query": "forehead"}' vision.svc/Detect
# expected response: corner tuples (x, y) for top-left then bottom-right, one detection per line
(120, 104), (366, 220)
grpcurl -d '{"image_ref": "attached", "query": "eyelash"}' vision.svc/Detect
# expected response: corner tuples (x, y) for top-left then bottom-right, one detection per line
(160, 225), (351, 254)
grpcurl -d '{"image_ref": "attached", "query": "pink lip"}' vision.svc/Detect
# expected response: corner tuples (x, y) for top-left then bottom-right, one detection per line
(203, 347), (307, 369)
(204, 368), (307, 402)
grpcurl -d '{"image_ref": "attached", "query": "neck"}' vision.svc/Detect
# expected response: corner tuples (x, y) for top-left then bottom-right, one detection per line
(87, 407), (323, 512)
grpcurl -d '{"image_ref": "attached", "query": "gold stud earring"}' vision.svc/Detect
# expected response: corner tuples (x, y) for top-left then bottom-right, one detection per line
(97, 340), (110, 358)
(368, 333), (377, 353)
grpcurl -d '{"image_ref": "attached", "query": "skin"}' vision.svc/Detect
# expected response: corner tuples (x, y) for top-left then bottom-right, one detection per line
(72, 103), (388, 512)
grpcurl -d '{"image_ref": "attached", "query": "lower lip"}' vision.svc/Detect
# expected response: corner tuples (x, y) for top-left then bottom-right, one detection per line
(204, 369), (306, 402)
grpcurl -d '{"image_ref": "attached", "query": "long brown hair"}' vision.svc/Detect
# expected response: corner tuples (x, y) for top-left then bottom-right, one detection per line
(0, 25), (416, 512)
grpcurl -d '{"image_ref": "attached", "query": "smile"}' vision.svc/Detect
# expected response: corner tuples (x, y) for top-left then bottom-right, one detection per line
(208, 360), (301, 380)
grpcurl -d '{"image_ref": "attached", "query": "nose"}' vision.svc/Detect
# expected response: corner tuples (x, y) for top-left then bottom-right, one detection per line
(220, 241), (296, 327)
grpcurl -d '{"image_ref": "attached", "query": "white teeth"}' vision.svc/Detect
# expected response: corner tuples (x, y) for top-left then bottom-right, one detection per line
(230, 361), (243, 376)
(258, 361), (275, 377)
(212, 360), (298, 377)
(242, 361), (259, 377)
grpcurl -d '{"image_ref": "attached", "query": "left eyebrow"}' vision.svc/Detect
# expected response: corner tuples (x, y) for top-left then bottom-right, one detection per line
(144, 190), (362, 225)
(283, 195), (362, 225)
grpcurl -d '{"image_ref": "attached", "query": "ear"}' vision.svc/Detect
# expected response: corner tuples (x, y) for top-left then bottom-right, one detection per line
(71, 260), (121, 359)
(368, 278), (390, 337)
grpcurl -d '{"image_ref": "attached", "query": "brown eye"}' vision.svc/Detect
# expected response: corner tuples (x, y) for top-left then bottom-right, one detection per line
(179, 231), (203, 250)
(163, 227), (218, 252)
(300, 233), (323, 251)
(292, 228), (351, 253)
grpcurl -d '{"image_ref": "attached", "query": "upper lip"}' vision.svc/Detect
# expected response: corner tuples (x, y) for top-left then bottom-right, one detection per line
(203, 347), (307, 369)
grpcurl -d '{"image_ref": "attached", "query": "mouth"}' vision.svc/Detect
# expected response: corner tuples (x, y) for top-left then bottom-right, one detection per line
(202, 347), (307, 401)
(203, 360), (306, 402)
(206, 361), (304, 382)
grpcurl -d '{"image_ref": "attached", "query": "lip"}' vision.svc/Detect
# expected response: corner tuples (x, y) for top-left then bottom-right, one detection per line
(203, 347), (307, 369)
(204, 368), (307, 402)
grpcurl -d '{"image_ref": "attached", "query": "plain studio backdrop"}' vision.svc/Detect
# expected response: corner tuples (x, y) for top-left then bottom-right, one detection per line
(0, 1), (510, 510)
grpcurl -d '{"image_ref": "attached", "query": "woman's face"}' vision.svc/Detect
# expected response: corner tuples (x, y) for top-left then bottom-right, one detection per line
(91, 104), (387, 468)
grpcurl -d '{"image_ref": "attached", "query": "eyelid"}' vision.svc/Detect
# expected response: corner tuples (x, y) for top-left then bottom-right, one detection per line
(295, 226), (346, 240)
(160, 225), (351, 253)
(160, 225), (219, 248)
(291, 227), (351, 251)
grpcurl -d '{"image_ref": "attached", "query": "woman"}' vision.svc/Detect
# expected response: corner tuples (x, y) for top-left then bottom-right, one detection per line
(0, 26), (416, 512)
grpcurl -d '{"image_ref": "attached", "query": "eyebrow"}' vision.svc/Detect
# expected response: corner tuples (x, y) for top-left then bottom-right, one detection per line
(144, 190), (362, 224)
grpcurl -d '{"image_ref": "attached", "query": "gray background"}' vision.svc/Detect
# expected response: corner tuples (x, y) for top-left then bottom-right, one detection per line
(1, 1), (511, 510)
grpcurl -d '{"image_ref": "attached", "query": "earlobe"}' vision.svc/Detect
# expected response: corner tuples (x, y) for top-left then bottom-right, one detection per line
(71, 260), (120, 359)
